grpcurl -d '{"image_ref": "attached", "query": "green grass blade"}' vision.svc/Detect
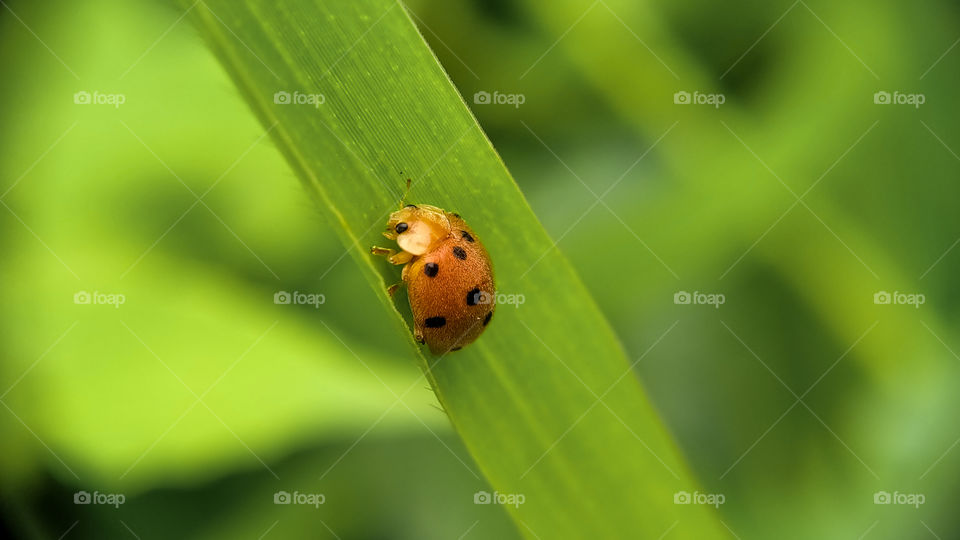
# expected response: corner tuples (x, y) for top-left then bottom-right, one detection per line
(179, 0), (726, 536)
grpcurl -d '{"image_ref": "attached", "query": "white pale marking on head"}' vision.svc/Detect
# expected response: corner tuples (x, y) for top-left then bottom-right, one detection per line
(397, 221), (433, 255)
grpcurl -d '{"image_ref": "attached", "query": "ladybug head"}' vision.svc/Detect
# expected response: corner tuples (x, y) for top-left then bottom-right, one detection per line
(384, 204), (450, 256)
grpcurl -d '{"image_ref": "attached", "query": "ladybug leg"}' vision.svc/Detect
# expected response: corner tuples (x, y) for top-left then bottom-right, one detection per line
(387, 250), (414, 265)
(370, 245), (396, 257)
(370, 246), (414, 266)
(386, 282), (403, 296)
(387, 261), (414, 296)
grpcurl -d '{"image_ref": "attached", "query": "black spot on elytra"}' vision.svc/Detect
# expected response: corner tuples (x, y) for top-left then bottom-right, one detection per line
(453, 246), (467, 260)
(424, 262), (439, 277)
(483, 312), (492, 326)
(466, 287), (481, 306)
(460, 230), (474, 242)
(425, 316), (446, 328)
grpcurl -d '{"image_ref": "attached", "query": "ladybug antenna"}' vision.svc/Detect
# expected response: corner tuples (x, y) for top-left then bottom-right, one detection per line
(399, 177), (412, 208)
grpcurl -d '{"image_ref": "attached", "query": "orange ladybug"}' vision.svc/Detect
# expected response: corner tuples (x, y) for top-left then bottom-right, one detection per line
(371, 199), (495, 354)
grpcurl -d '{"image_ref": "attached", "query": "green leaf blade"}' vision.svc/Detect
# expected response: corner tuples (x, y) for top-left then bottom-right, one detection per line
(180, 0), (725, 536)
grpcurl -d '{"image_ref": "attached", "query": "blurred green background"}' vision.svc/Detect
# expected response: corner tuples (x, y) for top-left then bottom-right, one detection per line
(2, 0), (959, 538)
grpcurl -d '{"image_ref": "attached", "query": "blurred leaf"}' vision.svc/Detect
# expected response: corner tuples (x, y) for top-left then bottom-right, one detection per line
(0, 0), (438, 493)
(1, 240), (440, 492)
(515, 1), (960, 537)
(178, 0), (725, 536)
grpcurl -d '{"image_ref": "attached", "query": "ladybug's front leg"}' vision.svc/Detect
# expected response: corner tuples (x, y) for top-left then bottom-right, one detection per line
(370, 245), (396, 258)
(370, 246), (414, 265)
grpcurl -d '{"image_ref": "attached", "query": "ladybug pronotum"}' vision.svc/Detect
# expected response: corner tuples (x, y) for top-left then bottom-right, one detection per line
(371, 202), (495, 354)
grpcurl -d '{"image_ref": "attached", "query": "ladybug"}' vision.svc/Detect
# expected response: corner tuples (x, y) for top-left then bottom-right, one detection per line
(371, 199), (495, 354)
